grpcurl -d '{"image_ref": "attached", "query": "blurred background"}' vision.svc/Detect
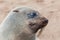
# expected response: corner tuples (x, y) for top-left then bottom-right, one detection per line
(0, 0), (60, 40)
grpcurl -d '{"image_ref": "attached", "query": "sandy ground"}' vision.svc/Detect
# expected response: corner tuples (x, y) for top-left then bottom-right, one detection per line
(0, 0), (60, 40)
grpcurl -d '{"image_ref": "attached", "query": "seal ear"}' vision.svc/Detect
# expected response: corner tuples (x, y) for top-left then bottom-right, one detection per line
(13, 10), (19, 12)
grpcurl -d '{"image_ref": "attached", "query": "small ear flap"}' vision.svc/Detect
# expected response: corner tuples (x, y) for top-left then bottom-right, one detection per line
(13, 10), (19, 12)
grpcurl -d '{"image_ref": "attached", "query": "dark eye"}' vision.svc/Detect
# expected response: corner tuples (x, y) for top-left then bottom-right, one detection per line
(27, 12), (37, 18)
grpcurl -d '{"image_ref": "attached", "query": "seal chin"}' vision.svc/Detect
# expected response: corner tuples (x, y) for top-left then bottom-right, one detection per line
(28, 18), (48, 33)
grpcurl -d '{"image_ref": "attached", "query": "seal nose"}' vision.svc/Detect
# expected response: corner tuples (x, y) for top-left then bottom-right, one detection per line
(44, 19), (48, 23)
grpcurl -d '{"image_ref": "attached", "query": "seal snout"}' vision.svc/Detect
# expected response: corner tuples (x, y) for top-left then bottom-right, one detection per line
(28, 17), (48, 33)
(41, 17), (48, 26)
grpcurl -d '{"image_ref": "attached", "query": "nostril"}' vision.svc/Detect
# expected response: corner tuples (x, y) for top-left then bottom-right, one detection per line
(44, 20), (48, 23)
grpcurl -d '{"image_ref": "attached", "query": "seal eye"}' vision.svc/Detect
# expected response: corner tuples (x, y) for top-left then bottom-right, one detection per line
(27, 12), (37, 18)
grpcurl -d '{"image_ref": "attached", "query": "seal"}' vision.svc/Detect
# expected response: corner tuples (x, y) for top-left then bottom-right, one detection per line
(0, 7), (48, 40)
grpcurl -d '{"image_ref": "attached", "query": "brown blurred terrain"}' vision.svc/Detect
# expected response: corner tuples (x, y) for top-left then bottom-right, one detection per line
(0, 0), (60, 40)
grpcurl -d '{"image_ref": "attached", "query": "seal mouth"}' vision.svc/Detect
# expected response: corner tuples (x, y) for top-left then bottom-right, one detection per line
(28, 19), (48, 33)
